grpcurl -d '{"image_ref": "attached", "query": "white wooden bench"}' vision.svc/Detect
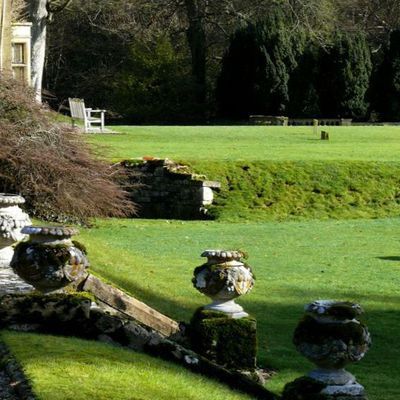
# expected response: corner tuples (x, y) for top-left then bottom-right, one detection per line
(68, 98), (106, 133)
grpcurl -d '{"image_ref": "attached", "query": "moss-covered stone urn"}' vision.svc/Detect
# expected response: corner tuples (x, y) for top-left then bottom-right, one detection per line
(192, 250), (254, 318)
(293, 300), (371, 398)
(11, 226), (89, 293)
(0, 194), (31, 267)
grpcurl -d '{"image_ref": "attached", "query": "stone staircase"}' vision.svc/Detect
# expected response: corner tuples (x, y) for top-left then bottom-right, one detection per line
(0, 267), (33, 295)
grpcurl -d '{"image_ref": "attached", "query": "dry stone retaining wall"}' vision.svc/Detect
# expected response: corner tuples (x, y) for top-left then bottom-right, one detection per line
(122, 158), (220, 220)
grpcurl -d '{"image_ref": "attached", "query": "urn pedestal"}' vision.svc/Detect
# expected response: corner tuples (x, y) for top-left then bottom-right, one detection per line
(283, 300), (371, 400)
(0, 194), (31, 267)
(11, 226), (89, 293)
(191, 250), (257, 371)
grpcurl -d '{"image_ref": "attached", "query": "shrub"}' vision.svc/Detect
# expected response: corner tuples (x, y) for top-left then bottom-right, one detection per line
(0, 77), (134, 223)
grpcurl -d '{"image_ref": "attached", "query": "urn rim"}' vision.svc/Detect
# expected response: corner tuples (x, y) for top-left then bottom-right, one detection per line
(201, 249), (244, 261)
(21, 225), (79, 237)
(0, 193), (25, 205)
(305, 300), (364, 318)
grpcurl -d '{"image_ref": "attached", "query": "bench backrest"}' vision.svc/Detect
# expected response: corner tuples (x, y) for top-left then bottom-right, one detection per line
(68, 98), (86, 120)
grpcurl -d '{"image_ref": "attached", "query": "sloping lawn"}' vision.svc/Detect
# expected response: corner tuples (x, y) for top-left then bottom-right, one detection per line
(87, 125), (400, 162)
(1, 331), (253, 400)
(79, 217), (400, 400)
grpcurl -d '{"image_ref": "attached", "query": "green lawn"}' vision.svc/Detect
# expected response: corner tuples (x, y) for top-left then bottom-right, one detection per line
(77, 217), (400, 400)
(5, 125), (400, 399)
(87, 125), (400, 162)
(1, 331), (253, 400)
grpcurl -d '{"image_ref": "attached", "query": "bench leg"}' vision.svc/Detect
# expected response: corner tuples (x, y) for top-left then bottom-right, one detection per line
(101, 112), (105, 133)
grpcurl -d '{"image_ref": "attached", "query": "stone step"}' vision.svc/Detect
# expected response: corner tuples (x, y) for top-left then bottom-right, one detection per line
(0, 267), (33, 295)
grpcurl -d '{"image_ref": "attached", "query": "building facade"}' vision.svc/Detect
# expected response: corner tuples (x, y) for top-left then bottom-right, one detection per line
(0, 0), (31, 85)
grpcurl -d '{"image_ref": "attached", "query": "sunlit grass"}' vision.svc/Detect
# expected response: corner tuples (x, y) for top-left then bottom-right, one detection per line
(87, 125), (400, 162)
(78, 217), (400, 399)
(1, 332), (253, 400)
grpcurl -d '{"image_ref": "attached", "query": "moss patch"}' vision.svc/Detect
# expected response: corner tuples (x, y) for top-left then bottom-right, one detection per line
(0, 292), (92, 335)
(190, 308), (257, 370)
(282, 377), (327, 400)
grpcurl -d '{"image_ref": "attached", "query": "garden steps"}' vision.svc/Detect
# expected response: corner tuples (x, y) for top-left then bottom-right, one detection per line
(0, 267), (33, 295)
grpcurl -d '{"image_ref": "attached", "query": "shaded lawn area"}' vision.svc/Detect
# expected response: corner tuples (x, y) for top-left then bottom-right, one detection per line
(78, 217), (400, 400)
(1, 332), (253, 400)
(86, 125), (400, 162)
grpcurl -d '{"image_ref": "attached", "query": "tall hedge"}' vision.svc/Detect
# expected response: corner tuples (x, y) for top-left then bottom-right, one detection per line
(317, 32), (372, 119)
(288, 46), (320, 117)
(216, 11), (301, 119)
(370, 30), (400, 121)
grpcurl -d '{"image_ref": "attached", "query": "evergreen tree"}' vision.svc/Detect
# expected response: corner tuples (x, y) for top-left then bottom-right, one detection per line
(317, 32), (371, 119)
(370, 30), (400, 121)
(216, 10), (301, 119)
(288, 46), (320, 117)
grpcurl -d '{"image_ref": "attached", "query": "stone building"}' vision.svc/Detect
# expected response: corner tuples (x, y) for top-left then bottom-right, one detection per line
(0, 0), (31, 85)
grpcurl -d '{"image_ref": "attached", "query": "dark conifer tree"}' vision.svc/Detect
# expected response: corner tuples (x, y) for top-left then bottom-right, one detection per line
(288, 46), (320, 117)
(216, 10), (301, 119)
(370, 30), (400, 121)
(318, 32), (371, 119)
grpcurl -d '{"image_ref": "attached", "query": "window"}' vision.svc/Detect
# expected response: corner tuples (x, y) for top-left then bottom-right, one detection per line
(12, 43), (25, 64)
(11, 42), (27, 83)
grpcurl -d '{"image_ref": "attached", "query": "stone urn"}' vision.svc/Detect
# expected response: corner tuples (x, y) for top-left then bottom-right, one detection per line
(192, 250), (255, 318)
(11, 226), (89, 293)
(0, 194), (31, 267)
(293, 300), (371, 397)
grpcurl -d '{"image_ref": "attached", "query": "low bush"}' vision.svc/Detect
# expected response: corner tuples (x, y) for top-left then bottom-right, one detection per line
(0, 77), (133, 223)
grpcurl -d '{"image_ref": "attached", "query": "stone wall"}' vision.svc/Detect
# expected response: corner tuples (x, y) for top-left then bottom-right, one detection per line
(122, 158), (221, 220)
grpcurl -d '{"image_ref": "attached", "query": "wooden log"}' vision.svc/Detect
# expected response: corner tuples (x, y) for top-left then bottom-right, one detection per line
(82, 274), (180, 337)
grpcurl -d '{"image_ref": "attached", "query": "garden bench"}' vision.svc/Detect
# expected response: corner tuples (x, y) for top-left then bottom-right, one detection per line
(68, 98), (106, 133)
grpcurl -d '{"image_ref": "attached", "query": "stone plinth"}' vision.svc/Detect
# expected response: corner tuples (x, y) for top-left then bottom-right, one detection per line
(190, 308), (257, 370)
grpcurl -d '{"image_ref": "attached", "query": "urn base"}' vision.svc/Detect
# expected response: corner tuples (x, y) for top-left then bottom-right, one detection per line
(309, 368), (356, 386)
(204, 299), (249, 319)
(282, 376), (367, 400)
(309, 369), (365, 397)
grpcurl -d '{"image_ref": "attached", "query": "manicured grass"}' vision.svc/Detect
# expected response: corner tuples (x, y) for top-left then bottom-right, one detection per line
(78, 217), (400, 399)
(87, 125), (400, 162)
(1, 331), (253, 400)
(190, 160), (400, 221)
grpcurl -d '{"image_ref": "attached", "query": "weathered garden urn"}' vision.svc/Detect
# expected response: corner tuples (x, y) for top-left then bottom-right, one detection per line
(192, 250), (254, 318)
(0, 194), (31, 267)
(11, 226), (89, 293)
(286, 300), (371, 399)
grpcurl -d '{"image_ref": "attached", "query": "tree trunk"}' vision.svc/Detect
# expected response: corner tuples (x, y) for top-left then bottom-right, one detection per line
(29, 0), (48, 102)
(184, 0), (207, 112)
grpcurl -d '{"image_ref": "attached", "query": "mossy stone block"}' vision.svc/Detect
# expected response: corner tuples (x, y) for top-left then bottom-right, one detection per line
(190, 308), (257, 370)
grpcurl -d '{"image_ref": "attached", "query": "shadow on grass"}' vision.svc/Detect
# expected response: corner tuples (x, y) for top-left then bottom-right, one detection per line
(82, 273), (400, 399)
(3, 278), (400, 400)
(377, 256), (400, 262)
